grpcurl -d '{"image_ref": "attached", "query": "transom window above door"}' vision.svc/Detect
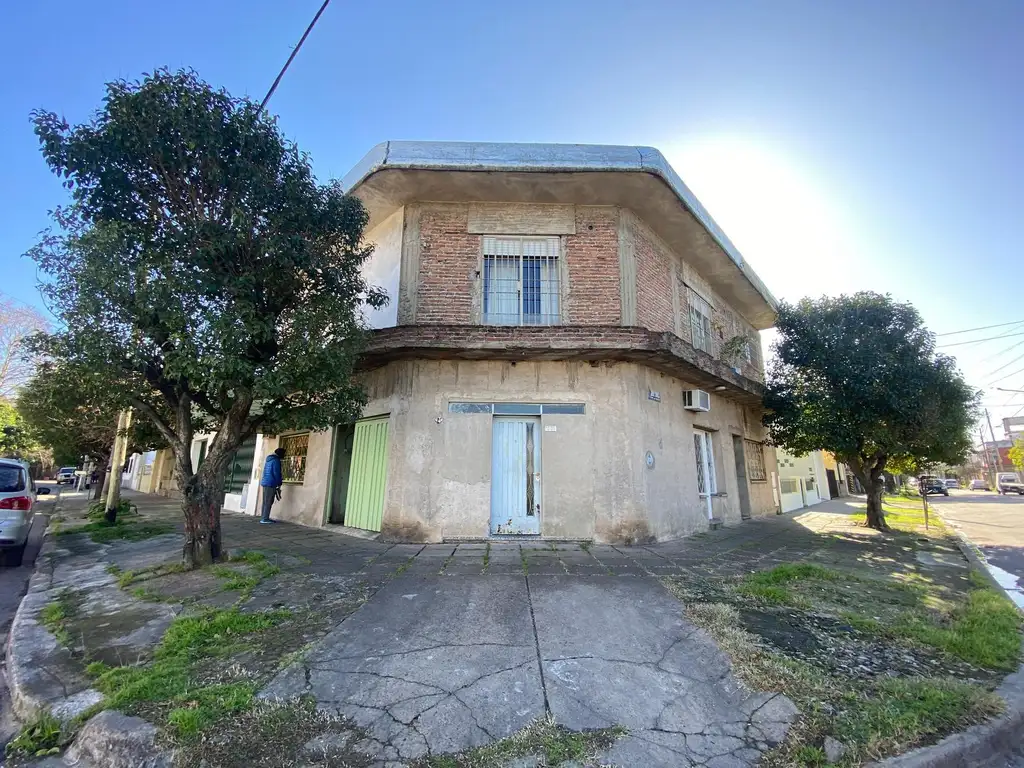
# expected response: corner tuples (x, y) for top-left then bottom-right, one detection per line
(483, 236), (560, 326)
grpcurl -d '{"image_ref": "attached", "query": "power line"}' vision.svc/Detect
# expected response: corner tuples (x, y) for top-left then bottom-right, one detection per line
(937, 331), (1024, 348)
(936, 319), (1024, 336)
(986, 349), (1024, 380)
(260, 0), (332, 110)
(979, 333), (1024, 364)
(990, 365), (1024, 386)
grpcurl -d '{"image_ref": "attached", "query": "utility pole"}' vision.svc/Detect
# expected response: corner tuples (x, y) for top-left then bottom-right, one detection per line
(986, 409), (1003, 488)
(104, 409), (133, 522)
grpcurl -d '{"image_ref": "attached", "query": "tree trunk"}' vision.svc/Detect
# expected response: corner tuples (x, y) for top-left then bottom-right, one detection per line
(848, 455), (890, 531)
(864, 480), (888, 530)
(92, 455), (111, 500)
(181, 479), (224, 568)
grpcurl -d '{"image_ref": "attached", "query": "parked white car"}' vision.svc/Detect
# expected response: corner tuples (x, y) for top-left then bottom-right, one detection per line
(56, 466), (77, 485)
(0, 458), (49, 566)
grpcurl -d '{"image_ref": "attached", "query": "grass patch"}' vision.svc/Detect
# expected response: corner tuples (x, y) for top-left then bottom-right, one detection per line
(520, 549), (529, 575)
(85, 607), (289, 739)
(4, 711), (66, 759)
(669, 598), (1004, 766)
(483, 542), (491, 570)
(419, 714), (625, 767)
(39, 590), (77, 649)
(57, 517), (175, 543)
(736, 563), (842, 606)
(666, 550), (1022, 764)
(174, 697), (361, 768)
(893, 584), (1022, 671)
(210, 551), (282, 596)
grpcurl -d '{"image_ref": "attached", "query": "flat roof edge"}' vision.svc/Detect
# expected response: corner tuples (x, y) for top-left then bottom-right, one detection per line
(341, 141), (778, 312)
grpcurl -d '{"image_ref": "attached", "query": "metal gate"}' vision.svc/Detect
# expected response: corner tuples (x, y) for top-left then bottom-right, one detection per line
(344, 416), (389, 532)
(490, 417), (541, 535)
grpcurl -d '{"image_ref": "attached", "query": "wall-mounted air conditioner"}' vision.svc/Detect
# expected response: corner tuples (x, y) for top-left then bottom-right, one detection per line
(683, 389), (711, 412)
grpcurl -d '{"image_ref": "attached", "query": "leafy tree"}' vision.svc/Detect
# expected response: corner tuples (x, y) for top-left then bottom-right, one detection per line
(17, 362), (165, 498)
(0, 400), (39, 458)
(1010, 439), (1024, 474)
(763, 293), (978, 530)
(29, 70), (385, 566)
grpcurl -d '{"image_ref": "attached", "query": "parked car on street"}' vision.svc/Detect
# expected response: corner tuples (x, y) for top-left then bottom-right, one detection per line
(997, 473), (1024, 496)
(56, 466), (77, 485)
(918, 476), (949, 497)
(0, 458), (50, 566)
(969, 479), (991, 491)
(944, 479), (958, 489)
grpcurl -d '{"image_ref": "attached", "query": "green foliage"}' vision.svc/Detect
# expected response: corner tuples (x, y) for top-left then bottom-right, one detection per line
(4, 711), (65, 758)
(28, 69), (386, 562)
(1010, 438), (1024, 473)
(87, 608), (288, 737)
(0, 399), (40, 459)
(87, 498), (137, 521)
(18, 361), (165, 468)
(764, 293), (978, 525)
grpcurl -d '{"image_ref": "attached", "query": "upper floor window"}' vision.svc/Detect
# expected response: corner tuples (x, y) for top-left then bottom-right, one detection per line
(688, 288), (713, 354)
(483, 236), (560, 326)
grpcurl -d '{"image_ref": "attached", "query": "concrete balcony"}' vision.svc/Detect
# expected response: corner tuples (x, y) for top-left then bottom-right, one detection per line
(360, 325), (765, 406)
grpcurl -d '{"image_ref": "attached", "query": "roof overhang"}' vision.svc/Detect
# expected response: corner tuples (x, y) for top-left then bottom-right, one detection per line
(342, 141), (778, 329)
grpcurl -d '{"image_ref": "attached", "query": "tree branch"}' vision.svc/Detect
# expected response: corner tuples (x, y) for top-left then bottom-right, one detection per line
(129, 396), (183, 454)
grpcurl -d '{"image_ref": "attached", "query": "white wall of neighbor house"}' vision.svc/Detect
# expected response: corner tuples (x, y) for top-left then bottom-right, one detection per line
(360, 207), (403, 329)
(263, 358), (778, 542)
(776, 448), (830, 513)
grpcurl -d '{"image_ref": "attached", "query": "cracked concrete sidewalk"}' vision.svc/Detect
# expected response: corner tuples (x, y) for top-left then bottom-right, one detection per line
(261, 571), (797, 767)
(7, 491), (826, 767)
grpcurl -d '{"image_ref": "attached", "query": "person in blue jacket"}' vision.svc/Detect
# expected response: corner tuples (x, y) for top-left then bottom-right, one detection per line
(260, 447), (287, 524)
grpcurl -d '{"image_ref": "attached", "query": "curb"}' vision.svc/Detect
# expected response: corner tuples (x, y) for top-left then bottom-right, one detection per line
(879, 516), (1024, 767)
(5, 538), (105, 724)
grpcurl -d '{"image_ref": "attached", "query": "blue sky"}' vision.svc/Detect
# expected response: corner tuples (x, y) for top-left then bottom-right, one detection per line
(3, 0), (1023, 434)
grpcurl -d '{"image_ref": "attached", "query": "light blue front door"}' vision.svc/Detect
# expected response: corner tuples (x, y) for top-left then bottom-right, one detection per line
(490, 417), (542, 535)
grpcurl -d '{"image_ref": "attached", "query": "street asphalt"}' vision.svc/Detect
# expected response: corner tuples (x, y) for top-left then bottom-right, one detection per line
(934, 487), (1024, 608)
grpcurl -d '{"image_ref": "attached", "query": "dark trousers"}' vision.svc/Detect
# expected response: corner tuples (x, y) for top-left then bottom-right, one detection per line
(260, 487), (277, 521)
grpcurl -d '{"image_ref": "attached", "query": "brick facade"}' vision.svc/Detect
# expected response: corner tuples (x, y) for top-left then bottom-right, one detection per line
(564, 207), (621, 324)
(404, 201), (763, 382)
(415, 204), (479, 324)
(634, 225), (675, 333)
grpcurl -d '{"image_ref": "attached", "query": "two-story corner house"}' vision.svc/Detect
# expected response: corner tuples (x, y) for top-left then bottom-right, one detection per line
(256, 141), (781, 543)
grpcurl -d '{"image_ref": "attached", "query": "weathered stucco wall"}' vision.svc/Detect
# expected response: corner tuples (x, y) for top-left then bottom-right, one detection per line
(260, 430), (333, 528)
(261, 358), (776, 541)
(357, 359), (775, 542)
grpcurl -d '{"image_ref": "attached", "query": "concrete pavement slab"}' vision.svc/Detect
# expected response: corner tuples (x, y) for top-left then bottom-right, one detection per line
(529, 575), (797, 767)
(261, 573), (545, 761)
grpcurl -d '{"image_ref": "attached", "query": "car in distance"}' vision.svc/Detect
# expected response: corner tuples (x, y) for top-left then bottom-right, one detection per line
(0, 458), (50, 566)
(918, 476), (949, 497)
(944, 479), (958, 489)
(969, 479), (991, 491)
(997, 473), (1024, 496)
(56, 466), (77, 485)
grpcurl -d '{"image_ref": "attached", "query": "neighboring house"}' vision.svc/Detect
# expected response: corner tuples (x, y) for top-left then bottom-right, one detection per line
(776, 449), (848, 512)
(256, 141), (782, 544)
(133, 432), (265, 517)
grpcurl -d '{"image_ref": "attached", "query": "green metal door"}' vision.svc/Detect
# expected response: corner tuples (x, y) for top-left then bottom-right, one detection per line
(344, 416), (390, 532)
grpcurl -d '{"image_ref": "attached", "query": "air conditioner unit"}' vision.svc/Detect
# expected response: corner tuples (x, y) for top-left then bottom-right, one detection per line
(683, 389), (711, 412)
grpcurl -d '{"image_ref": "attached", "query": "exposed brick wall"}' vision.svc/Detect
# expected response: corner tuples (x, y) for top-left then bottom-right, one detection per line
(564, 208), (621, 324)
(634, 226), (674, 333)
(416, 204), (479, 324)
